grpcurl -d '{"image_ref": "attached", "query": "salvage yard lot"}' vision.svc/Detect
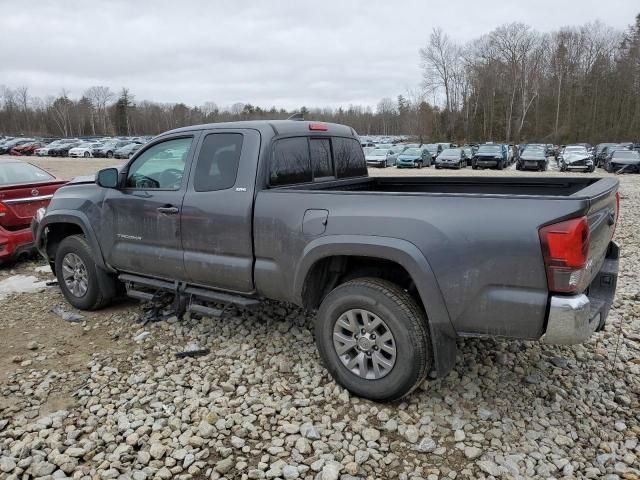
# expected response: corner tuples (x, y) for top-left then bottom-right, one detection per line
(1, 158), (638, 479)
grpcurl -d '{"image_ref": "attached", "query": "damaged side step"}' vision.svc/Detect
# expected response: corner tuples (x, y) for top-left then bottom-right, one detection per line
(126, 289), (156, 302)
(118, 273), (261, 308)
(183, 286), (260, 308)
(188, 304), (224, 318)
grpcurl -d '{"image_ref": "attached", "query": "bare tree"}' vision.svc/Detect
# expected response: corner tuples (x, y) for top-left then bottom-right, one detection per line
(85, 86), (114, 134)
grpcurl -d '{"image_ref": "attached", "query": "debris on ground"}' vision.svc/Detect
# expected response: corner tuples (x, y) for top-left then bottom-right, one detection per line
(0, 274), (49, 300)
(50, 304), (84, 323)
(133, 331), (151, 342)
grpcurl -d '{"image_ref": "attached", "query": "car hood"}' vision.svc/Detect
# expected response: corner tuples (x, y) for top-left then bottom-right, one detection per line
(564, 153), (592, 163)
(365, 154), (385, 159)
(610, 158), (640, 165)
(476, 152), (501, 157)
(397, 155), (420, 161)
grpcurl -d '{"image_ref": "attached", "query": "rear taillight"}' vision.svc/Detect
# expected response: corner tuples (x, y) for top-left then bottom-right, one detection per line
(539, 216), (590, 294)
(0, 202), (7, 217)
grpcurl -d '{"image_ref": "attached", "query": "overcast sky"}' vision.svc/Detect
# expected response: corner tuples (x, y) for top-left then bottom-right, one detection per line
(0, 0), (637, 110)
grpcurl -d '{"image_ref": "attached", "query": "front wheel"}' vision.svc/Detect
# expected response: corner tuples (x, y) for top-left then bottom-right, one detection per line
(315, 278), (432, 402)
(416, 161), (423, 169)
(84, 151), (90, 158)
(106, 151), (114, 158)
(55, 235), (117, 310)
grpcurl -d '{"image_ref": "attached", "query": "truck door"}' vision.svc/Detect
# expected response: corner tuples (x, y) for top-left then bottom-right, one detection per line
(181, 129), (260, 293)
(102, 134), (197, 280)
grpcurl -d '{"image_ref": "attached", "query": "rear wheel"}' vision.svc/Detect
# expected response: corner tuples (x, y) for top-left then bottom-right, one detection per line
(55, 235), (117, 310)
(106, 151), (114, 158)
(315, 277), (432, 402)
(83, 151), (90, 158)
(416, 161), (423, 169)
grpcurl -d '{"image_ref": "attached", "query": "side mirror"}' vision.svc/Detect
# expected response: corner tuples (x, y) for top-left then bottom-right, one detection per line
(96, 168), (119, 188)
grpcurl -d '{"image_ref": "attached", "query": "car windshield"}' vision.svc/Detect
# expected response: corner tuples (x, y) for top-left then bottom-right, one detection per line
(613, 150), (640, 159)
(565, 146), (586, 153)
(0, 162), (55, 186)
(402, 148), (421, 156)
(77, 142), (94, 148)
(370, 149), (389, 156)
(523, 148), (544, 155)
(424, 144), (437, 151)
(440, 149), (460, 156)
(477, 145), (501, 153)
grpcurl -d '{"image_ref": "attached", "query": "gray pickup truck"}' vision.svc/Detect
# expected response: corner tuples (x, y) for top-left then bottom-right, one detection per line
(33, 119), (620, 401)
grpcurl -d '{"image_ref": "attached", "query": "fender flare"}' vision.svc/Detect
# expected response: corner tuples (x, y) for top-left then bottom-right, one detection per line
(37, 210), (109, 270)
(295, 234), (457, 377)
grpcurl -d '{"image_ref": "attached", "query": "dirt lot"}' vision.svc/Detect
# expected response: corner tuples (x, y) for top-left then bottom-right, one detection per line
(0, 157), (638, 480)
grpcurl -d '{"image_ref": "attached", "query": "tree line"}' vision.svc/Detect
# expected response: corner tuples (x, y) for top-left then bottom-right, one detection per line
(1, 14), (638, 144)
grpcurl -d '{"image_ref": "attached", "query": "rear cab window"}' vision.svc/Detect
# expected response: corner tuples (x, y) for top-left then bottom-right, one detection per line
(269, 135), (365, 187)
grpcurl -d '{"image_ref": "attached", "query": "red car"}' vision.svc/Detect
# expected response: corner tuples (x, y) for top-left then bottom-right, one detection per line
(0, 159), (66, 263)
(10, 141), (45, 156)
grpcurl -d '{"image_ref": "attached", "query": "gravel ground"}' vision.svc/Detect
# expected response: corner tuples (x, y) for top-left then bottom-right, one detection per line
(0, 157), (638, 480)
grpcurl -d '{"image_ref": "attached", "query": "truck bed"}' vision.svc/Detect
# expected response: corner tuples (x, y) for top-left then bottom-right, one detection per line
(282, 176), (610, 198)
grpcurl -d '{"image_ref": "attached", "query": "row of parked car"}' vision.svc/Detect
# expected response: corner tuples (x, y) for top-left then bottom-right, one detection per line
(0, 136), (154, 159)
(363, 142), (532, 170)
(361, 139), (640, 173)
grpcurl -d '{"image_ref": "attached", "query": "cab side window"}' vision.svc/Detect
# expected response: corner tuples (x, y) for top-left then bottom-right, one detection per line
(193, 134), (244, 192)
(126, 137), (193, 189)
(270, 137), (312, 186)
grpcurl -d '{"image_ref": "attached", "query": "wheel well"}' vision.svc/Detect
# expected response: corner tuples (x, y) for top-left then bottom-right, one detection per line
(45, 223), (84, 261)
(301, 255), (423, 311)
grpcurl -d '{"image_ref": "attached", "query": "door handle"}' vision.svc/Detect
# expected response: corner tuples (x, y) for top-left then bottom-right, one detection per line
(157, 206), (179, 214)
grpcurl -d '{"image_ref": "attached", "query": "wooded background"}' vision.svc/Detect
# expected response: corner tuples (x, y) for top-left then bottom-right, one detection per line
(1, 14), (639, 144)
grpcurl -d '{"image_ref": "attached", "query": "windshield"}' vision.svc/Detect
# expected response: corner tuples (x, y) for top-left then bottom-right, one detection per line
(0, 162), (55, 186)
(440, 148), (460, 156)
(370, 149), (389, 156)
(477, 145), (501, 153)
(522, 148), (544, 156)
(402, 148), (421, 156)
(424, 144), (437, 151)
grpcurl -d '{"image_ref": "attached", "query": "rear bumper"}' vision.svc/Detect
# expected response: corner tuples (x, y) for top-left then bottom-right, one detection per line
(0, 225), (35, 262)
(541, 241), (619, 344)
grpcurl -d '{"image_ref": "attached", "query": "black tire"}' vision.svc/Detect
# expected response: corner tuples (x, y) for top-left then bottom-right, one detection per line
(55, 235), (117, 310)
(472, 164), (477, 170)
(315, 277), (432, 402)
(106, 151), (114, 158)
(416, 162), (423, 169)
(83, 151), (90, 158)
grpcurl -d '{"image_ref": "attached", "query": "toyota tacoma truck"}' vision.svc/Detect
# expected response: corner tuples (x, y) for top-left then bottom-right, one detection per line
(32, 119), (620, 401)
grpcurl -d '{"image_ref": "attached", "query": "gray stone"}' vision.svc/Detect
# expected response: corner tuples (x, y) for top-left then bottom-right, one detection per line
(0, 457), (16, 473)
(282, 465), (300, 479)
(216, 457), (234, 474)
(464, 446), (483, 459)
(362, 427), (381, 442)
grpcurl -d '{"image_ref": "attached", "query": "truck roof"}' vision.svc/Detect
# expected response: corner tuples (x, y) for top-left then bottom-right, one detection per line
(163, 119), (357, 138)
